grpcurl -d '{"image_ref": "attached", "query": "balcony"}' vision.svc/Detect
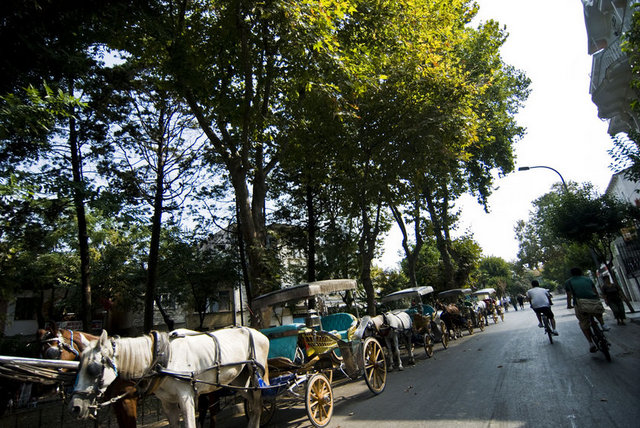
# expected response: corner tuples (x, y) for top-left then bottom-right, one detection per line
(590, 37), (627, 94)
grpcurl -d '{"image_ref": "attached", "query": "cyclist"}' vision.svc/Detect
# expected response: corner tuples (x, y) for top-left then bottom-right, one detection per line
(526, 280), (558, 335)
(565, 267), (609, 353)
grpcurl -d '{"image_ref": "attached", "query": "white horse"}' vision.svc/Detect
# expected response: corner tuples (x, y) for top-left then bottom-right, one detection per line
(70, 328), (269, 428)
(368, 311), (414, 371)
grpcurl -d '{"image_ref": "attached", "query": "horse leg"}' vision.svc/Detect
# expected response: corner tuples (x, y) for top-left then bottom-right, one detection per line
(392, 334), (403, 371)
(178, 392), (198, 428)
(406, 332), (415, 365)
(160, 400), (182, 428)
(383, 336), (395, 371)
(198, 394), (209, 428)
(243, 390), (262, 428)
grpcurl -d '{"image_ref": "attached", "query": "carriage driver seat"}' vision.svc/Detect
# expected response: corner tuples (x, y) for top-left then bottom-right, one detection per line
(320, 313), (358, 341)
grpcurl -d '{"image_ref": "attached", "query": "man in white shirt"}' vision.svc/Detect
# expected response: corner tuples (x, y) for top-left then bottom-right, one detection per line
(526, 280), (558, 335)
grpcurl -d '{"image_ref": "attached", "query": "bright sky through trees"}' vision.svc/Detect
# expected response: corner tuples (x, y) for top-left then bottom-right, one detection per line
(379, 0), (616, 267)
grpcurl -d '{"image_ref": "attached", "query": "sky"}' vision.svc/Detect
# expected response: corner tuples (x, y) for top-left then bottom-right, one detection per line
(378, 0), (617, 268)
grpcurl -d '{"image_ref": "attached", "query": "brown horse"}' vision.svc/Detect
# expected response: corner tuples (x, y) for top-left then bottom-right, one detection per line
(37, 325), (220, 428)
(37, 325), (139, 428)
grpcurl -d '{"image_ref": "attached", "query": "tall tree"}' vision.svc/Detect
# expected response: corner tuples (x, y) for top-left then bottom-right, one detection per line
(109, 77), (205, 332)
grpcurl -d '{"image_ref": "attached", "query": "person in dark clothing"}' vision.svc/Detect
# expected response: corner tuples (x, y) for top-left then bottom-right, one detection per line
(601, 275), (626, 325)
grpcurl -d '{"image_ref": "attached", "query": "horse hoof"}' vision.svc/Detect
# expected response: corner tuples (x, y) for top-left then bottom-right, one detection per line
(398, 366), (404, 371)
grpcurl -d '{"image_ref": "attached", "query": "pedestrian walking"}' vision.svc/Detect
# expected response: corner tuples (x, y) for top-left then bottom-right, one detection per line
(517, 294), (525, 310)
(511, 295), (518, 311)
(601, 275), (626, 325)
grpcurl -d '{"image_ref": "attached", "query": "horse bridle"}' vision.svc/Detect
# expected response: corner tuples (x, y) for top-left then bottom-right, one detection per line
(73, 338), (119, 408)
(40, 330), (80, 360)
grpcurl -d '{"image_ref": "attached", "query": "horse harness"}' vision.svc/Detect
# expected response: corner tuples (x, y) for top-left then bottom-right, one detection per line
(159, 327), (267, 392)
(382, 312), (410, 331)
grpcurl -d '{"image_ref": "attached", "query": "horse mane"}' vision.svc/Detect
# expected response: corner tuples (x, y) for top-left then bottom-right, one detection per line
(113, 335), (154, 379)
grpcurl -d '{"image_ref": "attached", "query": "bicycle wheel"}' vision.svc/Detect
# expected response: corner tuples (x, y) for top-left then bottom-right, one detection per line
(543, 315), (553, 344)
(591, 323), (611, 362)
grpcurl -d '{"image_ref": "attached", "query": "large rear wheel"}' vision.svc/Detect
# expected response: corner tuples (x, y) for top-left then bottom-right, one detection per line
(439, 322), (449, 348)
(363, 337), (387, 394)
(305, 373), (333, 427)
(423, 333), (434, 358)
(466, 319), (474, 335)
(478, 315), (485, 332)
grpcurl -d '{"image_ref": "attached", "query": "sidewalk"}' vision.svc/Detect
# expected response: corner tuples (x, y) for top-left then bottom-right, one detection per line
(606, 299), (640, 324)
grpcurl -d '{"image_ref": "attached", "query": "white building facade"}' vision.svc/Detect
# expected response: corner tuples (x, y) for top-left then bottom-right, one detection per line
(582, 0), (639, 134)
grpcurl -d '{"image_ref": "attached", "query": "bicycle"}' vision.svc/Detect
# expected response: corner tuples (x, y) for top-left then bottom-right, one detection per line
(540, 313), (553, 344)
(588, 314), (612, 361)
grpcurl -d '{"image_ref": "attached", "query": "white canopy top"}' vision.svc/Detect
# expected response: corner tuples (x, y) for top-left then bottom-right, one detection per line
(252, 279), (357, 309)
(380, 286), (434, 303)
(472, 288), (497, 296)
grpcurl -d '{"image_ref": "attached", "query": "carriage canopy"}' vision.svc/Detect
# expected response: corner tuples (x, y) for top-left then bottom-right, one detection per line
(472, 288), (497, 296)
(252, 279), (357, 310)
(380, 286), (434, 303)
(437, 288), (472, 299)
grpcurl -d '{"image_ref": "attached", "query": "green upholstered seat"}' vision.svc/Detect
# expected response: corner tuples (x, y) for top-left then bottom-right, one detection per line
(260, 323), (306, 361)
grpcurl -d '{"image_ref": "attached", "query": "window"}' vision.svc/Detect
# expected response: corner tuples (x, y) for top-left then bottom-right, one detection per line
(14, 298), (37, 321)
(157, 293), (176, 310)
(206, 291), (231, 313)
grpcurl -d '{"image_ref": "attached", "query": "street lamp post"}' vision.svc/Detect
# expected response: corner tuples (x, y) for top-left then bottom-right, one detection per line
(518, 165), (568, 193)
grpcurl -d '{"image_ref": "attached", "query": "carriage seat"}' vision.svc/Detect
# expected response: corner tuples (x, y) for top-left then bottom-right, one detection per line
(320, 312), (357, 341)
(260, 323), (308, 361)
(406, 304), (435, 317)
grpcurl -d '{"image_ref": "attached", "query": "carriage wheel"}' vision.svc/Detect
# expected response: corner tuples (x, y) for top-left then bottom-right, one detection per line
(363, 337), (386, 395)
(244, 397), (276, 427)
(466, 319), (473, 335)
(305, 373), (333, 427)
(500, 311), (505, 322)
(439, 322), (449, 349)
(423, 333), (434, 358)
(492, 312), (498, 324)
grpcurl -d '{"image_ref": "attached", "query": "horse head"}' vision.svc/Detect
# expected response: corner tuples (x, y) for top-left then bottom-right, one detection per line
(70, 330), (119, 420)
(36, 325), (77, 361)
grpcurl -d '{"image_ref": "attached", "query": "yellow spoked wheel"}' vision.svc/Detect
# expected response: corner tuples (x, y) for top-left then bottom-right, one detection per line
(363, 337), (387, 394)
(467, 319), (474, 335)
(423, 333), (434, 358)
(305, 373), (333, 427)
(440, 322), (449, 348)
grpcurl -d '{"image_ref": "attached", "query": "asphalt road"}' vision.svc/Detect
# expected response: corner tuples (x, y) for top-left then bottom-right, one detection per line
(216, 304), (640, 428)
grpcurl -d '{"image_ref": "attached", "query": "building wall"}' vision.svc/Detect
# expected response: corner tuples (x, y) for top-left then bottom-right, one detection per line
(2, 292), (38, 337)
(606, 170), (640, 301)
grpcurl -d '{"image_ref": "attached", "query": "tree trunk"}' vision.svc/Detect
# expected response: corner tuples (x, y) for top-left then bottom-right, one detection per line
(359, 199), (383, 316)
(424, 189), (454, 289)
(68, 89), (92, 331)
(144, 134), (173, 332)
(306, 184), (317, 282)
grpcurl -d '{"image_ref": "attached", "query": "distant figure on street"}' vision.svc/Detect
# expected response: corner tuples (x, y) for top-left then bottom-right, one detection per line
(511, 295), (518, 311)
(565, 267), (609, 353)
(600, 275), (626, 325)
(526, 280), (558, 335)
(517, 294), (525, 310)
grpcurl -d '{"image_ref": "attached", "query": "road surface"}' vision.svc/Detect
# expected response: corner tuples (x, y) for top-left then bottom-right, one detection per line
(216, 303), (640, 428)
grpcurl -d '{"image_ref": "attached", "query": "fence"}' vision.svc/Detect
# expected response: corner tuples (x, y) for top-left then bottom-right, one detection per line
(0, 394), (166, 428)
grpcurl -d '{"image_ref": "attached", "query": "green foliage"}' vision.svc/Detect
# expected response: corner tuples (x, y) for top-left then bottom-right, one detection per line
(515, 183), (631, 285)
(371, 267), (409, 298)
(476, 256), (512, 297)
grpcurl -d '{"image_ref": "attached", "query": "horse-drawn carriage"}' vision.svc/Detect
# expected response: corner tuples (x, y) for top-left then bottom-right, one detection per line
(252, 279), (387, 427)
(472, 288), (502, 324)
(378, 286), (448, 359)
(436, 288), (475, 339)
